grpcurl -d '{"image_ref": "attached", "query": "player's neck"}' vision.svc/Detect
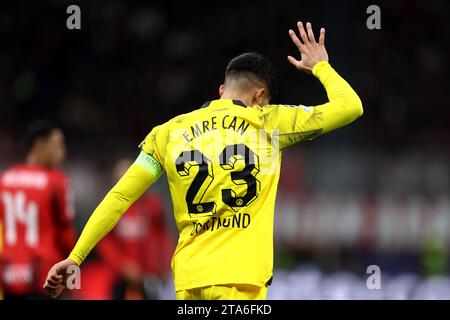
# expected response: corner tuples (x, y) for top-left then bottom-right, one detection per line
(220, 92), (251, 106)
(26, 153), (48, 168)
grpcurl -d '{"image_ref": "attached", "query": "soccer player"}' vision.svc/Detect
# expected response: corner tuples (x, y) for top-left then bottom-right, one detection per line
(0, 120), (76, 299)
(44, 21), (363, 300)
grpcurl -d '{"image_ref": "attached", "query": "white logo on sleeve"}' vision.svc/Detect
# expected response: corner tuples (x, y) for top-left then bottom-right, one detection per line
(282, 104), (312, 112)
(300, 105), (312, 112)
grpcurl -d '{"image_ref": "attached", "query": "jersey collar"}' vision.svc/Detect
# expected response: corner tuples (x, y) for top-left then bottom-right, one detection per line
(201, 99), (247, 108)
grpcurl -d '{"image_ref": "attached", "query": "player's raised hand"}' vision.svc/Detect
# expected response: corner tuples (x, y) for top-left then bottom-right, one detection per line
(288, 21), (328, 73)
(43, 258), (77, 298)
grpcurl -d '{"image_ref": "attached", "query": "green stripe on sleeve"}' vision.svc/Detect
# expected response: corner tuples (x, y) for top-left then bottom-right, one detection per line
(134, 150), (164, 178)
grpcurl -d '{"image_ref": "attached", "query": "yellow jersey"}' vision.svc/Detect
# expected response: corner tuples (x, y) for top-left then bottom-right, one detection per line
(139, 61), (363, 290)
(68, 61), (363, 292)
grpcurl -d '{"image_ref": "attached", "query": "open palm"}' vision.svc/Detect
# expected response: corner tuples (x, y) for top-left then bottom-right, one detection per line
(288, 21), (329, 73)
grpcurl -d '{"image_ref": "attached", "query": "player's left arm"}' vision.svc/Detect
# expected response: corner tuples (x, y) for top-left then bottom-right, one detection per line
(43, 150), (164, 298)
(67, 151), (164, 267)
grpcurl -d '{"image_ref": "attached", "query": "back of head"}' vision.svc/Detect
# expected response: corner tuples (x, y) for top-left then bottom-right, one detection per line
(25, 120), (60, 153)
(25, 119), (65, 168)
(225, 52), (278, 99)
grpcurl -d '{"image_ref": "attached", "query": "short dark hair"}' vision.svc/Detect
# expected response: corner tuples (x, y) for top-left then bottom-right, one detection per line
(25, 120), (60, 152)
(225, 52), (277, 98)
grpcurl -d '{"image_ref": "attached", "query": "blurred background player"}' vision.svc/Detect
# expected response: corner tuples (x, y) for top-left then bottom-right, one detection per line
(0, 120), (76, 299)
(77, 158), (174, 300)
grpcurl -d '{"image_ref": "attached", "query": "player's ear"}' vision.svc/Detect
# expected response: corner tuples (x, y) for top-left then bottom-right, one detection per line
(219, 84), (225, 97)
(253, 87), (265, 105)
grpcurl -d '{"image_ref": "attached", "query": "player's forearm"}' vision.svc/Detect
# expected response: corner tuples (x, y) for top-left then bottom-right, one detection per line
(312, 61), (363, 134)
(68, 164), (158, 265)
(68, 190), (133, 265)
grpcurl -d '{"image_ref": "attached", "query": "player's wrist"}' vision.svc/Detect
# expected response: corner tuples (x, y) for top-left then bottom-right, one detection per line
(312, 60), (331, 76)
(68, 253), (82, 266)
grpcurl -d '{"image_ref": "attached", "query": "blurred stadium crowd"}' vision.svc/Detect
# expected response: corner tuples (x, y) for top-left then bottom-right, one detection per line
(0, 0), (449, 299)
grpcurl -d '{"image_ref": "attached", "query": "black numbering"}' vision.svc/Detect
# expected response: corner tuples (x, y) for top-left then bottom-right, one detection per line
(176, 150), (216, 216)
(220, 144), (260, 211)
(175, 144), (260, 216)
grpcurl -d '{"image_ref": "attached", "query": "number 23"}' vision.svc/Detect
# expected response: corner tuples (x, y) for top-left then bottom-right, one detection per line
(175, 144), (260, 216)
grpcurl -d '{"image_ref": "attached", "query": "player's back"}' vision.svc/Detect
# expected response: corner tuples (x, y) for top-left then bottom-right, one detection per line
(141, 85), (362, 291)
(0, 163), (69, 295)
(141, 98), (293, 290)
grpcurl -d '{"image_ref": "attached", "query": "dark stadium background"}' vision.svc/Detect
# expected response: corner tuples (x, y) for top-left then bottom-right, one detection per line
(0, 0), (449, 299)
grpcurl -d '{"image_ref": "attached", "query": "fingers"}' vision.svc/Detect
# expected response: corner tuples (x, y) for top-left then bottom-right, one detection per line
(294, 21), (325, 45)
(305, 22), (316, 44)
(51, 274), (63, 281)
(43, 282), (58, 294)
(46, 275), (63, 287)
(43, 267), (65, 296)
(287, 55), (300, 66)
(44, 283), (57, 291)
(45, 281), (60, 289)
(319, 27), (325, 45)
(45, 269), (63, 283)
(297, 21), (310, 45)
(42, 260), (76, 298)
(44, 282), (65, 299)
(45, 285), (64, 299)
(288, 29), (304, 50)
